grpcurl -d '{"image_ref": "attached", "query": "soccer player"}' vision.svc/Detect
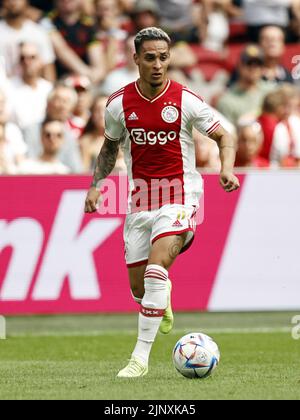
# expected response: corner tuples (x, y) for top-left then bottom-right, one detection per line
(85, 27), (240, 378)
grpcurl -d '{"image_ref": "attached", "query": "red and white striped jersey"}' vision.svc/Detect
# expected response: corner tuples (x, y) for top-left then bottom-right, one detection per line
(105, 80), (221, 212)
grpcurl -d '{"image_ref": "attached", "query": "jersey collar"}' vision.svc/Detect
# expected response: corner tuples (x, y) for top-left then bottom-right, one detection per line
(135, 80), (171, 103)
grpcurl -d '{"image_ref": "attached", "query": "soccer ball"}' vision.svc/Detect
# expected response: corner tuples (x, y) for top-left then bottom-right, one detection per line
(173, 333), (220, 379)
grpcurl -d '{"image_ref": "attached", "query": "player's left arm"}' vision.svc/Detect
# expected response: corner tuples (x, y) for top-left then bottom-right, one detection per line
(209, 126), (240, 193)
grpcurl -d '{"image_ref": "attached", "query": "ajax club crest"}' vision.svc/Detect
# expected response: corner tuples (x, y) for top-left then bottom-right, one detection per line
(162, 105), (179, 124)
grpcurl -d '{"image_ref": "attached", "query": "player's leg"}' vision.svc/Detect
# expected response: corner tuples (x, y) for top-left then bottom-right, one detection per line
(118, 206), (196, 378)
(128, 259), (173, 332)
(134, 205), (197, 352)
(124, 210), (151, 303)
(148, 233), (188, 269)
(122, 234), (187, 377)
(128, 264), (146, 304)
(117, 213), (153, 378)
(152, 205), (197, 334)
(149, 235), (188, 335)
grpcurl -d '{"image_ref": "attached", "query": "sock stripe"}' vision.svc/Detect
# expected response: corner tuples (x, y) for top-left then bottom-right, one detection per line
(145, 268), (167, 274)
(145, 270), (168, 277)
(145, 275), (167, 282)
(145, 270), (168, 281)
(141, 306), (166, 317)
(146, 264), (168, 277)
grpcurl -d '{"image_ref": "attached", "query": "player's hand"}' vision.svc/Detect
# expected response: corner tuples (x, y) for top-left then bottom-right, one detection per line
(220, 171), (240, 193)
(84, 187), (101, 213)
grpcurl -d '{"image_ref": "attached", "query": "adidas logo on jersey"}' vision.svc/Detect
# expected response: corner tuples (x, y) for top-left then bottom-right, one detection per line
(172, 220), (183, 228)
(129, 112), (139, 121)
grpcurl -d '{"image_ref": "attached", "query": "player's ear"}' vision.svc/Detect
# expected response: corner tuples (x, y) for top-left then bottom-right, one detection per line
(134, 53), (139, 66)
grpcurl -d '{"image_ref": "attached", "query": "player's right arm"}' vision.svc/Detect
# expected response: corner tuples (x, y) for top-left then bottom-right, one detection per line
(183, 88), (239, 193)
(85, 99), (124, 213)
(84, 138), (121, 213)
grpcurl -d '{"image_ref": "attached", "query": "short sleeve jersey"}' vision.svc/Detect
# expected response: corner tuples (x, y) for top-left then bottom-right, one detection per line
(105, 80), (221, 212)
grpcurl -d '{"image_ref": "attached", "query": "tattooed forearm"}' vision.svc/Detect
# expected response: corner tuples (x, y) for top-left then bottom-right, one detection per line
(91, 138), (120, 188)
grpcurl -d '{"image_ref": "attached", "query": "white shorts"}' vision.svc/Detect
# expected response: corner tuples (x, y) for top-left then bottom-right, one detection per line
(124, 204), (198, 267)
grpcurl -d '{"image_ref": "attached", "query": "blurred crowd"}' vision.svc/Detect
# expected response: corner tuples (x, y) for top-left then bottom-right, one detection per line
(0, 0), (300, 176)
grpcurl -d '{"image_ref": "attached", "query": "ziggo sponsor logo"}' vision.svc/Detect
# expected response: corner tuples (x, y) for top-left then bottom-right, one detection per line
(131, 129), (177, 145)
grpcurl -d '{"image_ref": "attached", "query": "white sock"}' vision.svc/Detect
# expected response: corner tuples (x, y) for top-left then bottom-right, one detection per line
(132, 264), (168, 365)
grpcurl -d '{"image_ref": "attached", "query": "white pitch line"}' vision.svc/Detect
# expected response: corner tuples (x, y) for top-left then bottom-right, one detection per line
(6, 327), (291, 338)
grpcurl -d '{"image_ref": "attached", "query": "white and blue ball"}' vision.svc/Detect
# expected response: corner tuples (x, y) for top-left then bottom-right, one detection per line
(173, 333), (220, 379)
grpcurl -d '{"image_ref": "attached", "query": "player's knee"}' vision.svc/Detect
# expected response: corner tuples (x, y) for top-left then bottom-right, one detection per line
(147, 257), (170, 270)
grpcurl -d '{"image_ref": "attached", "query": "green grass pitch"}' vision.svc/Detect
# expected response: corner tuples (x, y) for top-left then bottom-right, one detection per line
(0, 312), (299, 400)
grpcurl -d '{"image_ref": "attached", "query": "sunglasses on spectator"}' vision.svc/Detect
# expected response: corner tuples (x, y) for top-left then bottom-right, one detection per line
(44, 131), (64, 139)
(243, 60), (263, 67)
(20, 54), (37, 62)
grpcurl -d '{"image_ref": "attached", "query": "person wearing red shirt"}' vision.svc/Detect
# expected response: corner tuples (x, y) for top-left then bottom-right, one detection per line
(235, 120), (269, 168)
(85, 27), (240, 378)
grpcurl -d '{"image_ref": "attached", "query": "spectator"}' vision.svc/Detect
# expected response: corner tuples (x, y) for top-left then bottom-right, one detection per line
(18, 119), (70, 174)
(258, 86), (300, 167)
(9, 42), (53, 130)
(0, 0), (56, 81)
(101, 36), (139, 96)
(259, 26), (294, 84)
(235, 119), (269, 168)
(119, 0), (135, 13)
(199, 0), (241, 52)
(23, 84), (83, 173)
(2, 1), (44, 21)
(0, 0), (101, 81)
(0, 89), (27, 174)
(290, 1), (300, 41)
(229, 25), (295, 87)
(217, 45), (275, 125)
(242, 0), (300, 42)
(130, 0), (160, 33)
(95, 0), (129, 72)
(269, 85), (300, 167)
(40, 16), (102, 83)
(156, 0), (199, 43)
(49, 0), (105, 82)
(154, 0), (198, 73)
(80, 95), (127, 173)
(64, 75), (93, 137)
(46, 83), (82, 140)
(258, 90), (283, 162)
(281, 82), (300, 115)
